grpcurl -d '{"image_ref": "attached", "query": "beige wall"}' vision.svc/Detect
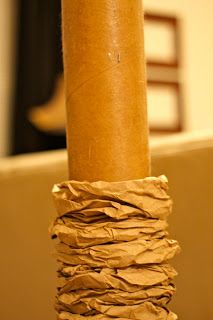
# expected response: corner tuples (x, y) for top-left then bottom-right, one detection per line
(1, 1), (213, 155)
(0, 0), (17, 156)
(1, 132), (213, 320)
(144, 0), (213, 132)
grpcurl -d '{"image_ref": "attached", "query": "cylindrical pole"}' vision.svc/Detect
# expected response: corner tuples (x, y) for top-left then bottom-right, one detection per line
(62, 0), (150, 182)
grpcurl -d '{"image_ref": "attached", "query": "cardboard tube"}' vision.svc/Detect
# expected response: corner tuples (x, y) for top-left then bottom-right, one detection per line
(62, 0), (150, 182)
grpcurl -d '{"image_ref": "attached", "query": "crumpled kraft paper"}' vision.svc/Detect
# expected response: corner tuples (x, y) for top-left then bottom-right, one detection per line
(56, 285), (175, 310)
(58, 311), (177, 320)
(51, 176), (180, 319)
(57, 264), (177, 293)
(57, 302), (177, 320)
(52, 176), (172, 220)
(51, 218), (168, 247)
(55, 238), (179, 268)
(58, 312), (131, 320)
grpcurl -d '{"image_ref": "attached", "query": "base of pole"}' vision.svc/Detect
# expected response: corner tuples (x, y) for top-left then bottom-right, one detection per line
(51, 176), (180, 319)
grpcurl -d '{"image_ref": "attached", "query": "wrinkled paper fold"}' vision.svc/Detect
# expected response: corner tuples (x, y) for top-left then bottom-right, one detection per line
(51, 175), (180, 319)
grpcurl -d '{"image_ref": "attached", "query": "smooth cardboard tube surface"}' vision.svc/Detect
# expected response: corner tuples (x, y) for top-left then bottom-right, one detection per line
(62, 0), (150, 181)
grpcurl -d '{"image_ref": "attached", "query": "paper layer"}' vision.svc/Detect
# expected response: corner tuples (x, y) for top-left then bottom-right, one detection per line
(51, 176), (180, 319)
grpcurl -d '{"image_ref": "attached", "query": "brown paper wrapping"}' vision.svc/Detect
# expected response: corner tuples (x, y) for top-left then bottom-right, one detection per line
(58, 264), (177, 293)
(58, 311), (177, 320)
(51, 176), (180, 319)
(52, 176), (172, 220)
(55, 238), (179, 268)
(58, 306), (177, 320)
(51, 218), (168, 247)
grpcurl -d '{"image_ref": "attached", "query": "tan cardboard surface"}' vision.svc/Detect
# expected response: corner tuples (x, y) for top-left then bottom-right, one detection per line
(62, 0), (150, 181)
